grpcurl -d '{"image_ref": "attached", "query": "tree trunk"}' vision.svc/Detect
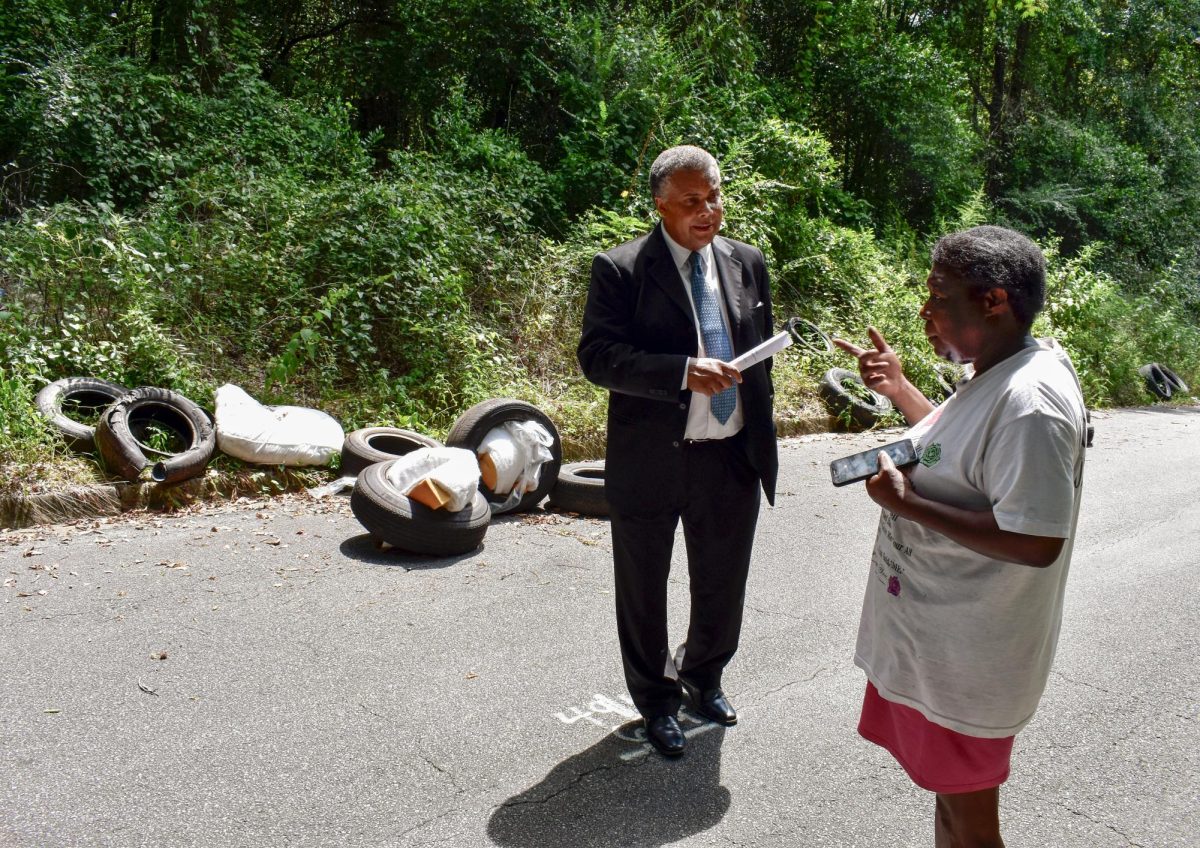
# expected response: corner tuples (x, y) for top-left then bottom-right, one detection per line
(984, 31), (1007, 198)
(986, 16), (1033, 200)
(150, 0), (191, 72)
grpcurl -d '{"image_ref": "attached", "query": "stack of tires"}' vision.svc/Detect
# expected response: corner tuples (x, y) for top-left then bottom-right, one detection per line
(342, 425), (489, 557)
(36, 378), (217, 484)
(348, 398), (572, 557)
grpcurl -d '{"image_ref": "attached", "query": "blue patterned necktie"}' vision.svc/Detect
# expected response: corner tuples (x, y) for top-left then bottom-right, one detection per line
(689, 251), (736, 424)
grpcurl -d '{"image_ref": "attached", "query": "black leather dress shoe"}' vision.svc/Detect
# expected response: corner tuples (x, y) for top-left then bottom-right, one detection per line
(683, 683), (738, 726)
(644, 715), (686, 757)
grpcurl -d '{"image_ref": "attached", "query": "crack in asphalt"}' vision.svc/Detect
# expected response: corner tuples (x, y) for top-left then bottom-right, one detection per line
(752, 666), (831, 701)
(742, 603), (846, 631)
(495, 756), (650, 810)
(1057, 803), (1147, 848)
(392, 807), (463, 844)
(420, 755), (467, 796)
(1051, 671), (1194, 722)
(1050, 670), (1117, 696)
(34, 610), (92, 622)
(359, 702), (392, 723)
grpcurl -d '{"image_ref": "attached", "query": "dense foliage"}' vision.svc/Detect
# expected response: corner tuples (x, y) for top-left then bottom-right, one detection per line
(2, 1), (1198, 479)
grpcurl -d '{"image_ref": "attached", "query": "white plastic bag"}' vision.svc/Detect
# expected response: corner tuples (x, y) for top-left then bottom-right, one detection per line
(215, 384), (344, 466)
(306, 476), (356, 499)
(478, 420), (554, 511)
(384, 446), (481, 512)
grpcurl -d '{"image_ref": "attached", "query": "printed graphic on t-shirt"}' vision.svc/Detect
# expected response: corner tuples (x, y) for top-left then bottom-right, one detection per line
(873, 511), (908, 598)
(920, 442), (942, 467)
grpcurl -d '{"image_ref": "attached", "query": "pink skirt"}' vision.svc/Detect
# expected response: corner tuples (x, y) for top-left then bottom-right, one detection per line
(858, 682), (1014, 794)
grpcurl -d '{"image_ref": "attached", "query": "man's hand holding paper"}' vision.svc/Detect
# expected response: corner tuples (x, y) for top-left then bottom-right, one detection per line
(687, 357), (742, 396)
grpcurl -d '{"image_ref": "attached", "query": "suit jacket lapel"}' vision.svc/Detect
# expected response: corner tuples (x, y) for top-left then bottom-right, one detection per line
(646, 224), (695, 324)
(712, 236), (746, 351)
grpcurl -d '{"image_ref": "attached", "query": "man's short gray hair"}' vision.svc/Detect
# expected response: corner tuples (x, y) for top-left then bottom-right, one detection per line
(649, 145), (720, 198)
(931, 225), (1047, 328)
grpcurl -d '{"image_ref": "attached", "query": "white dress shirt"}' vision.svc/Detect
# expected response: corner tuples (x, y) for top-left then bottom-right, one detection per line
(660, 227), (744, 440)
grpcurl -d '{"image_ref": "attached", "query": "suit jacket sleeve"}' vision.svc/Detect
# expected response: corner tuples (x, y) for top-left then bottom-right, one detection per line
(577, 251), (690, 401)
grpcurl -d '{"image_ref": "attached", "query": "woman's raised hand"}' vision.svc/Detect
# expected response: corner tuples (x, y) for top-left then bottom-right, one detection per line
(832, 327), (905, 400)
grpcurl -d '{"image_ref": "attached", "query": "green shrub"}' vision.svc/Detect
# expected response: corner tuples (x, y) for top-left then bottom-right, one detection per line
(0, 366), (56, 465)
(3, 41), (367, 211)
(1038, 244), (1200, 405)
(0, 131), (558, 441)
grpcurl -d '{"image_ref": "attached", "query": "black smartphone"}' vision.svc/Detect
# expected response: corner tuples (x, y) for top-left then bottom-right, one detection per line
(830, 438), (918, 487)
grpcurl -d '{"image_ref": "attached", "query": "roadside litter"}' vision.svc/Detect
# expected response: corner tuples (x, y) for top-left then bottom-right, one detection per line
(38, 322), (1175, 545)
(446, 398), (563, 515)
(96, 387), (216, 484)
(35, 377), (129, 453)
(546, 461), (608, 516)
(214, 384), (343, 466)
(350, 459), (491, 557)
(339, 427), (441, 477)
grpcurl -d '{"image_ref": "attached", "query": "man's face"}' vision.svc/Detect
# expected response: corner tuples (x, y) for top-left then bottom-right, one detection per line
(920, 263), (992, 364)
(654, 168), (723, 252)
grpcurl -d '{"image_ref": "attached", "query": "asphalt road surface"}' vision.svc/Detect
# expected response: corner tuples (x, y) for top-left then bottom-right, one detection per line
(2, 406), (1197, 848)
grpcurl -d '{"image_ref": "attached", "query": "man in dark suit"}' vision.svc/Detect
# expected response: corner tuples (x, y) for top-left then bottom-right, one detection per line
(577, 145), (779, 757)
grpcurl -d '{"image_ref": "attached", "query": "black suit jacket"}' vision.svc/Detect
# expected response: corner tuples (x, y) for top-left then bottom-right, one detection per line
(578, 224), (779, 511)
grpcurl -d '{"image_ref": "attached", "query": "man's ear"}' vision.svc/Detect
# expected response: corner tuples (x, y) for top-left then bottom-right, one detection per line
(981, 287), (1012, 318)
(653, 195), (666, 216)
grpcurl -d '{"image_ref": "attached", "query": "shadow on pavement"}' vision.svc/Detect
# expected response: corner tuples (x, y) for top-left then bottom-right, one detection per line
(487, 723), (729, 848)
(488, 509), (611, 526)
(337, 532), (485, 570)
(1120, 404), (1200, 416)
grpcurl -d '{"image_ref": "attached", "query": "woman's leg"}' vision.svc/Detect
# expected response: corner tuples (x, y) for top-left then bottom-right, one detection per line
(934, 788), (1004, 848)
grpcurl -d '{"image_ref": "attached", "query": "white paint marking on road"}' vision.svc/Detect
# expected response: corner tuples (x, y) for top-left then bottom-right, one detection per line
(554, 692), (719, 760)
(554, 692), (640, 729)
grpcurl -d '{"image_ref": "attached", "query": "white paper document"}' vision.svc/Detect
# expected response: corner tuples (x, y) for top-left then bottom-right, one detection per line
(729, 329), (792, 371)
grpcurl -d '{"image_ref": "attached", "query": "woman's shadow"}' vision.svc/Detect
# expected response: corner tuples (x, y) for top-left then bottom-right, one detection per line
(487, 721), (730, 848)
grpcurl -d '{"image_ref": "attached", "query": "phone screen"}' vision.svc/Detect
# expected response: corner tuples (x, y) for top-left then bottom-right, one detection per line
(830, 438), (918, 487)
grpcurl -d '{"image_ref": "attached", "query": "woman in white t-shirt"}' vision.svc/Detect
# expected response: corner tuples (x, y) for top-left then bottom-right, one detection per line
(834, 226), (1087, 848)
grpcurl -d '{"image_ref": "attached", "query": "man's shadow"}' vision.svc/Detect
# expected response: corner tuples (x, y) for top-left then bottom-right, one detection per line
(487, 721), (730, 848)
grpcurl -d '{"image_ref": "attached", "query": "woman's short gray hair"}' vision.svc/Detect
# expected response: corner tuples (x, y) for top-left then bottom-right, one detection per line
(931, 225), (1047, 328)
(649, 145), (720, 198)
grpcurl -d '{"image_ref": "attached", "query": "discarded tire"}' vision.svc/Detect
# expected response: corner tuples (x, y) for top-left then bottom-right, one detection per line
(933, 362), (966, 399)
(35, 377), (129, 452)
(1160, 365), (1188, 394)
(350, 459), (491, 556)
(819, 368), (893, 430)
(340, 427), (442, 477)
(445, 398), (562, 514)
(1138, 363), (1176, 400)
(95, 387), (216, 484)
(547, 461), (608, 517)
(784, 317), (834, 355)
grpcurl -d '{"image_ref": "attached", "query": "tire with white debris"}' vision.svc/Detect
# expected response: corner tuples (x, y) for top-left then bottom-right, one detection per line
(445, 398), (562, 514)
(350, 459), (490, 556)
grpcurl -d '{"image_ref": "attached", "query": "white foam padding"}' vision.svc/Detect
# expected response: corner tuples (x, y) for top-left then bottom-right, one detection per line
(215, 383), (344, 466)
(384, 446), (481, 512)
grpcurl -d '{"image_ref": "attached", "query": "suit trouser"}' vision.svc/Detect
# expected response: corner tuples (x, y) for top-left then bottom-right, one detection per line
(609, 433), (762, 719)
